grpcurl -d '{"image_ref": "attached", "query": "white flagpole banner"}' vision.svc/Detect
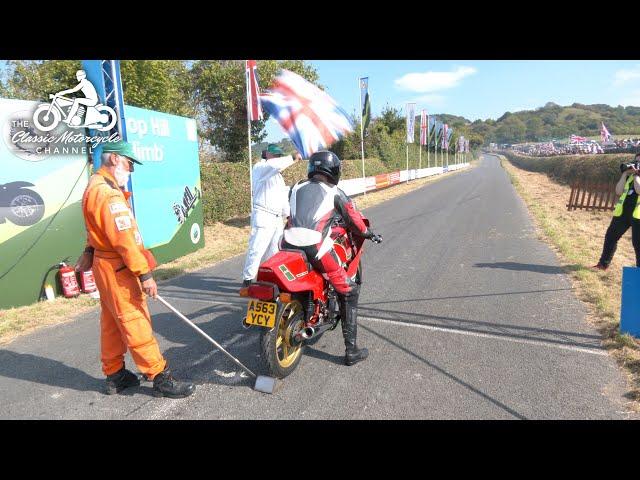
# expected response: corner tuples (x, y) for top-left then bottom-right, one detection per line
(406, 103), (416, 144)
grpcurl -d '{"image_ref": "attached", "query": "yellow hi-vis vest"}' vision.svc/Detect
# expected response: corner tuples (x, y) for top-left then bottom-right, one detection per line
(613, 175), (640, 219)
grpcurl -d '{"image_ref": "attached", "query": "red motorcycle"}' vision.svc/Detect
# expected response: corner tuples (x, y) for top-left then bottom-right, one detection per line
(239, 215), (381, 378)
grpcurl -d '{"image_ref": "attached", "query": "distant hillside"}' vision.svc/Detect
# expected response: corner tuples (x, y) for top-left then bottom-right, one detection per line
(470, 102), (640, 145)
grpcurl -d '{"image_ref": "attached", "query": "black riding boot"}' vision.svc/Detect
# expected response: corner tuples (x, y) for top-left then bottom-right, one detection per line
(339, 285), (369, 366)
(105, 367), (140, 395)
(152, 367), (196, 398)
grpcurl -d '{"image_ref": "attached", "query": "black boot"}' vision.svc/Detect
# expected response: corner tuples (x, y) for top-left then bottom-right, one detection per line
(152, 367), (196, 398)
(105, 367), (140, 395)
(339, 285), (369, 366)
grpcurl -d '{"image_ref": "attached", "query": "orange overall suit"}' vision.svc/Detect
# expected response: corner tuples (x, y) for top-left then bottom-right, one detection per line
(82, 166), (167, 379)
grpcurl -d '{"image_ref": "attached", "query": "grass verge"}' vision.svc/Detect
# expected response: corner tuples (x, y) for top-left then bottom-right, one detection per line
(497, 154), (640, 409)
(0, 164), (473, 345)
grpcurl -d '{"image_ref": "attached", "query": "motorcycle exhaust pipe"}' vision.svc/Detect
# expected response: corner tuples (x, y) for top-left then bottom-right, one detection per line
(300, 326), (315, 339)
(241, 316), (252, 330)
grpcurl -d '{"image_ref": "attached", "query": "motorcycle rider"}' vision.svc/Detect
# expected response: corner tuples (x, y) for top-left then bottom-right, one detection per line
(282, 150), (381, 366)
(55, 69), (98, 126)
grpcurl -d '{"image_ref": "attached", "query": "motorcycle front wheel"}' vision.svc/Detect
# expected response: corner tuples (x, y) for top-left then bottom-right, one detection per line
(259, 300), (305, 378)
(8, 189), (45, 226)
(33, 105), (61, 132)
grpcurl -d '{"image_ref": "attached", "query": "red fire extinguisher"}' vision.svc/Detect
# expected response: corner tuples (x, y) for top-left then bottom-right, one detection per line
(80, 269), (97, 294)
(58, 262), (80, 298)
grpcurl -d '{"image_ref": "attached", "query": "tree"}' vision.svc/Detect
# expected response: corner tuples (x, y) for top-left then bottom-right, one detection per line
(191, 60), (319, 162)
(3, 60), (195, 118)
(377, 104), (404, 135)
(119, 60), (195, 117)
(2, 60), (81, 101)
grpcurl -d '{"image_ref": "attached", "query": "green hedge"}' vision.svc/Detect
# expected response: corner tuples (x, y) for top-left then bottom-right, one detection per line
(501, 151), (638, 185)
(200, 157), (391, 224)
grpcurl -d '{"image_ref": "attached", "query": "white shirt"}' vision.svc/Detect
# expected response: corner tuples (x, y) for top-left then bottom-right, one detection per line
(251, 155), (295, 224)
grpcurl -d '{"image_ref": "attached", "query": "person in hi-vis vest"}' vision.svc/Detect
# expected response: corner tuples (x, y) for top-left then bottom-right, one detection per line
(242, 144), (301, 287)
(594, 153), (640, 270)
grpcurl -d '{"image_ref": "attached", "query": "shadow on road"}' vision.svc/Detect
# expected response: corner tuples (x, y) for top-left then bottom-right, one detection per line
(0, 350), (104, 393)
(357, 305), (602, 350)
(360, 287), (575, 306)
(359, 324), (527, 419)
(473, 262), (583, 275)
(159, 275), (245, 303)
(303, 346), (344, 366)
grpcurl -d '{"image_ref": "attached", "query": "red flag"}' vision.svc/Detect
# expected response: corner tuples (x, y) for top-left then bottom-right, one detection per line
(245, 60), (263, 121)
(420, 109), (428, 145)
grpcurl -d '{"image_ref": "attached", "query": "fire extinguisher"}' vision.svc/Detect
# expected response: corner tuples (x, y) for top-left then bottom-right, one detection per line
(79, 269), (97, 294)
(58, 262), (80, 298)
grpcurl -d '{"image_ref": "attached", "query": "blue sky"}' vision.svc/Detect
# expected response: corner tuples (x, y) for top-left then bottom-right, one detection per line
(4, 60), (640, 143)
(264, 60), (640, 141)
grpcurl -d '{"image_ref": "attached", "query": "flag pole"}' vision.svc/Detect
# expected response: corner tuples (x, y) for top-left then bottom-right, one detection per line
(427, 114), (430, 168)
(406, 144), (409, 184)
(244, 60), (253, 211)
(359, 77), (366, 195)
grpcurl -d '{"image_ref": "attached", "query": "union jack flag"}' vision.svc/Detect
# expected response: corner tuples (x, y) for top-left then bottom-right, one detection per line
(420, 109), (428, 145)
(245, 60), (263, 121)
(259, 69), (353, 158)
(570, 134), (588, 144)
(600, 122), (612, 143)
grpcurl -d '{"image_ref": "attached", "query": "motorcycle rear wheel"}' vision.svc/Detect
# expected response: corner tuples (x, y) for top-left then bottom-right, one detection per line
(259, 300), (305, 378)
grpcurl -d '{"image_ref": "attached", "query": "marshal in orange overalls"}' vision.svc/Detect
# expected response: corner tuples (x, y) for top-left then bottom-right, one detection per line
(82, 166), (167, 379)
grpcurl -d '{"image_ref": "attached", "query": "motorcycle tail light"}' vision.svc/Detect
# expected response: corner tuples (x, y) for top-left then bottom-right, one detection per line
(239, 287), (249, 297)
(248, 284), (275, 301)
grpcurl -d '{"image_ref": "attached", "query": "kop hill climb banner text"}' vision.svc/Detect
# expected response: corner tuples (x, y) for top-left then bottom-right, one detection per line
(120, 105), (204, 264)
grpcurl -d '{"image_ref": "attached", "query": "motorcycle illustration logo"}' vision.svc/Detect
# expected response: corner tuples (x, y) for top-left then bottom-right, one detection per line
(32, 70), (117, 132)
(0, 182), (45, 226)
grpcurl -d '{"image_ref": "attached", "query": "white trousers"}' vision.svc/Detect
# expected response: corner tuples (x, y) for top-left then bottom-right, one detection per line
(242, 222), (283, 281)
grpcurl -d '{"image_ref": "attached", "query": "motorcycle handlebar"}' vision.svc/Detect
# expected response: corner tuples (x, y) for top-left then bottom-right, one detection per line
(371, 234), (383, 244)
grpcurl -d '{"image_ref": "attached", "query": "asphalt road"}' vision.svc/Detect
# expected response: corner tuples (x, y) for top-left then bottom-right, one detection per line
(1, 154), (636, 419)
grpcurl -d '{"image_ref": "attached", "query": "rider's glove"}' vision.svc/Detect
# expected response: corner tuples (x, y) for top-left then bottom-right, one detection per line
(363, 229), (383, 243)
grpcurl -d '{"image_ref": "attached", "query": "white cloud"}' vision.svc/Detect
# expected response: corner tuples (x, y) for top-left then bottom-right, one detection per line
(614, 65), (640, 86)
(395, 66), (477, 93)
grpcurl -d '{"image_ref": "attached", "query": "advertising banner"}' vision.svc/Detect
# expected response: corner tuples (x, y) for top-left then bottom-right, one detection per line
(0, 98), (90, 308)
(122, 105), (203, 264)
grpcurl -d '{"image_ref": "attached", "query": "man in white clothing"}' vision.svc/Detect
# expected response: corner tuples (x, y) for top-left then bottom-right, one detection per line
(242, 144), (301, 287)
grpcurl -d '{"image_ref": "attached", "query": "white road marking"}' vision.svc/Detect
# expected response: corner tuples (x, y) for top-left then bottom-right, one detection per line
(360, 315), (607, 356)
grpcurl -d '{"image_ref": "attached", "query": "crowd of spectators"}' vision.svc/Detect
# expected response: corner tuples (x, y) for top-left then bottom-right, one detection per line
(506, 138), (640, 157)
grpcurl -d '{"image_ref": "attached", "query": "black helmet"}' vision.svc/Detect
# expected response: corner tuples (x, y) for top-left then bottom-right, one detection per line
(307, 150), (341, 185)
